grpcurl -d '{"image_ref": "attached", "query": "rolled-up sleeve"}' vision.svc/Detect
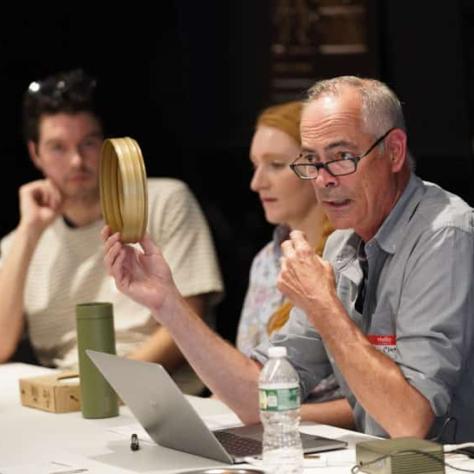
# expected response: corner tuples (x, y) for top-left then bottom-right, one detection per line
(252, 306), (333, 399)
(394, 224), (474, 417)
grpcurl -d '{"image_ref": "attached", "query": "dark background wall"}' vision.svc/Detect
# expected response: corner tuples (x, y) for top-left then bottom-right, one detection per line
(0, 1), (472, 342)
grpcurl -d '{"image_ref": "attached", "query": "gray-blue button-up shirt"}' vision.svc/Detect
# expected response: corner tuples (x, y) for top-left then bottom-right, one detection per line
(253, 175), (474, 442)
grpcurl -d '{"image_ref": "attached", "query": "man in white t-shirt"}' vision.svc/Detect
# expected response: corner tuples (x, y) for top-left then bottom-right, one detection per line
(0, 69), (223, 393)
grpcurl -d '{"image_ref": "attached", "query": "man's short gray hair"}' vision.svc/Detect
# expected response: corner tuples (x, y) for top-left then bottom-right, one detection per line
(306, 76), (406, 137)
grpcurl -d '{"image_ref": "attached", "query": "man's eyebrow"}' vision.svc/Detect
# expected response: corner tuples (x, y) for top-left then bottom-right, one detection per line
(43, 131), (102, 146)
(43, 138), (63, 146)
(302, 140), (357, 154)
(83, 131), (103, 140)
(325, 139), (355, 151)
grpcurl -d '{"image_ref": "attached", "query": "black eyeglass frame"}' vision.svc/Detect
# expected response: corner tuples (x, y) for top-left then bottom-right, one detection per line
(290, 127), (397, 180)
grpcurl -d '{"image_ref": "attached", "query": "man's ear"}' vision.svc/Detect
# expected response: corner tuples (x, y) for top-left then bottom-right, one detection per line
(386, 128), (407, 172)
(27, 141), (42, 171)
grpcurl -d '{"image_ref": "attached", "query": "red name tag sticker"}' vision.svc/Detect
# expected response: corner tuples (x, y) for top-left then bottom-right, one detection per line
(368, 334), (397, 355)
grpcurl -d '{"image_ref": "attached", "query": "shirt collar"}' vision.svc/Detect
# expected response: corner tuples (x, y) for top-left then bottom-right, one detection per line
(371, 173), (424, 254)
(334, 173), (425, 270)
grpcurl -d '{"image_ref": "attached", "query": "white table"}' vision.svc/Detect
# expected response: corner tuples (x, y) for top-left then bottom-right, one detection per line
(2, 363), (470, 473)
(0, 363), (366, 473)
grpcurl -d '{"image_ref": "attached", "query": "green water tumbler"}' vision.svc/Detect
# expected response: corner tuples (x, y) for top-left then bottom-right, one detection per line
(76, 302), (119, 418)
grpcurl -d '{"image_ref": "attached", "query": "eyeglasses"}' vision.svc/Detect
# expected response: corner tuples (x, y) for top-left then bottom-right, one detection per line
(26, 69), (96, 100)
(290, 127), (396, 180)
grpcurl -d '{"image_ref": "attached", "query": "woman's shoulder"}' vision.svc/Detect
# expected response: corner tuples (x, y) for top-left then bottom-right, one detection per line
(252, 226), (288, 263)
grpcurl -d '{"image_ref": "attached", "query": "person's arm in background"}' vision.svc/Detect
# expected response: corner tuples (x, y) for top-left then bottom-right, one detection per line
(301, 399), (355, 429)
(103, 228), (262, 423)
(127, 294), (206, 371)
(0, 180), (62, 362)
(126, 180), (223, 372)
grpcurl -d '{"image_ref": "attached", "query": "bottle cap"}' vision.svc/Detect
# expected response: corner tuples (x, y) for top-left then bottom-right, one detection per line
(268, 346), (287, 358)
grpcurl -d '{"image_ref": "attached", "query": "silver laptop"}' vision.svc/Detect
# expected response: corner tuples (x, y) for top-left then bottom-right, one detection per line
(87, 350), (347, 464)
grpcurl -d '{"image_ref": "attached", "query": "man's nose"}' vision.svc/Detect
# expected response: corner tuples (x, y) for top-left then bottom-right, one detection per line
(70, 149), (84, 167)
(313, 166), (337, 189)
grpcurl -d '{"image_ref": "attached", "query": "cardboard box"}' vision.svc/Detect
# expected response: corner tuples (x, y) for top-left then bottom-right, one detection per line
(19, 371), (81, 413)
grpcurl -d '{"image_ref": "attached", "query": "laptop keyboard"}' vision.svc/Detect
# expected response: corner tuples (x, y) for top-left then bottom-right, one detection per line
(213, 430), (262, 457)
(213, 430), (344, 459)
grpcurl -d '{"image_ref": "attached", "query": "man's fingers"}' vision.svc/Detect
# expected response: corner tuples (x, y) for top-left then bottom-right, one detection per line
(289, 230), (313, 256)
(44, 180), (62, 209)
(290, 229), (306, 240)
(103, 237), (122, 273)
(112, 247), (127, 282)
(278, 256), (290, 286)
(100, 225), (112, 241)
(103, 231), (121, 253)
(281, 239), (296, 258)
(140, 233), (160, 256)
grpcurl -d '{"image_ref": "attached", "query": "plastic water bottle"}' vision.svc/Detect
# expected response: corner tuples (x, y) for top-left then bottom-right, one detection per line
(259, 346), (303, 473)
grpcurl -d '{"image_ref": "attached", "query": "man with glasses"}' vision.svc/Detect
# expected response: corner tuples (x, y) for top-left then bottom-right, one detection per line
(0, 69), (223, 395)
(103, 76), (474, 441)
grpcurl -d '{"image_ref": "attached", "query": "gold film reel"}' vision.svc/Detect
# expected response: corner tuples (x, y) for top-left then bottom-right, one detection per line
(100, 137), (148, 243)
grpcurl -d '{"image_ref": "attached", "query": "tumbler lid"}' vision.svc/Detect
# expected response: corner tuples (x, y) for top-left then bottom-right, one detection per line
(76, 302), (113, 320)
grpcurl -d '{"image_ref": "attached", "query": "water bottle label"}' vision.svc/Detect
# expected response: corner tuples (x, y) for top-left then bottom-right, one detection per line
(259, 386), (300, 412)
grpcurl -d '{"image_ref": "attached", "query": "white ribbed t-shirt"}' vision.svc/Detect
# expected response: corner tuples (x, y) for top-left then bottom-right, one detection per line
(1, 178), (223, 386)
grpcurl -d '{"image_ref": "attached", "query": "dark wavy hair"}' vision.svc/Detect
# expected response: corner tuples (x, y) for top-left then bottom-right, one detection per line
(22, 69), (102, 144)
